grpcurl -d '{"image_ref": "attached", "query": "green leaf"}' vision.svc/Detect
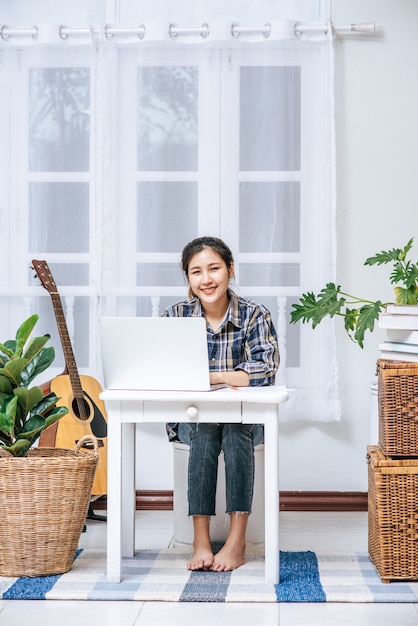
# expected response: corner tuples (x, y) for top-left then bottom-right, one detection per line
(13, 386), (44, 417)
(43, 405), (69, 428)
(29, 391), (61, 417)
(343, 308), (358, 334)
(290, 283), (345, 327)
(0, 375), (13, 394)
(0, 395), (18, 439)
(364, 247), (403, 266)
(20, 346), (55, 387)
(404, 264), (418, 289)
(389, 261), (418, 287)
(399, 238), (414, 261)
(18, 414), (45, 437)
(290, 292), (318, 324)
(2, 438), (32, 457)
(389, 262), (406, 284)
(25, 406), (69, 448)
(394, 285), (418, 305)
(12, 386), (44, 435)
(22, 334), (50, 361)
(14, 314), (39, 357)
(0, 358), (27, 386)
(353, 301), (384, 349)
(0, 342), (15, 360)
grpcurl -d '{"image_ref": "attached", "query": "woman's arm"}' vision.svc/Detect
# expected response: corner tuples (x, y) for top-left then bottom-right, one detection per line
(237, 308), (279, 386)
(210, 369), (250, 388)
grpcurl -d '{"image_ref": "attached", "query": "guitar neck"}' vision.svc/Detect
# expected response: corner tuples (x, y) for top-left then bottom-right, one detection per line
(51, 292), (84, 398)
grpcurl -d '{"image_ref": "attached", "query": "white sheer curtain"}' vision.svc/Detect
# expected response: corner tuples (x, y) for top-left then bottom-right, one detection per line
(0, 0), (339, 422)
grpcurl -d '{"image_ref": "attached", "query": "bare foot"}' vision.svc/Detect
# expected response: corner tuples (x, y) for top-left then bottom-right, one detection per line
(187, 545), (214, 571)
(187, 516), (214, 570)
(210, 540), (246, 571)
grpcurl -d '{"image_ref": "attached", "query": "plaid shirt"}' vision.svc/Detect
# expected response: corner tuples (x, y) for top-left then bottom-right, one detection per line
(163, 290), (279, 441)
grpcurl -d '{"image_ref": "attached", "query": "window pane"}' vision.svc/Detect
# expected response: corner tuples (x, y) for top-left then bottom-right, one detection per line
(137, 181), (197, 252)
(239, 263), (299, 287)
(240, 66), (301, 171)
(136, 295), (185, 317)
(286, 296), (301, 367)
(29, 68), (90, 172)
(239, 182), (300, 252)
(136, 263), (185, 287)
(137, 66), (198, 171)
(29, 182), (89, 253)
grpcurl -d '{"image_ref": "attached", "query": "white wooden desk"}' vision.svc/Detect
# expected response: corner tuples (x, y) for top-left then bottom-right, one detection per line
(100, 385), (288, 584)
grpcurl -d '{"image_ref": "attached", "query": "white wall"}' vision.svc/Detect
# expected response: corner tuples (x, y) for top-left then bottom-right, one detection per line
(137, 0), (418, 492)
(276, 0), (418, 492)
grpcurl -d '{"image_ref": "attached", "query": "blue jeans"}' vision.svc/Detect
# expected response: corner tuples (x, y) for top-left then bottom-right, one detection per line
(177, 422), (264, 516)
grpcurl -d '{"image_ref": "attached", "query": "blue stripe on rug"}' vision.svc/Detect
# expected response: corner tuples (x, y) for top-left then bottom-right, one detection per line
(275, 551), (326, 602)
(3, 574), (62, 600)
(180, 570), (232, 602)
(2, 549), (82, 600)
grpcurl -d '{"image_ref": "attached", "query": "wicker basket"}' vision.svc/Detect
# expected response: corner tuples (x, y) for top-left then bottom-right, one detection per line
(367, 445), (418, 582)
(0, 435), (99, 577)
(377, 359), (418, 456)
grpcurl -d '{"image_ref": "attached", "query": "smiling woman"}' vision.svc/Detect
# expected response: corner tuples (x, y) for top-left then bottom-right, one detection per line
(162, 235), (279, 572)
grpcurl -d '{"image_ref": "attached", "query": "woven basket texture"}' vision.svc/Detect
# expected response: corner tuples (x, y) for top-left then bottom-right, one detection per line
(368, 445), (418, 582)
(0, 437), (98, 577)
(377, 359), (418, 456)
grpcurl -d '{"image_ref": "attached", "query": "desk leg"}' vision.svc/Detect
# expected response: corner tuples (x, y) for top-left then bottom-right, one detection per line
(122, 422), (136, 557)
(264, 404), (280, 585)
(107, 401), (122, 583)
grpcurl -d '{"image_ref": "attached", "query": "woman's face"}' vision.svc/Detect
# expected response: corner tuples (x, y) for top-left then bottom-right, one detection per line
(187, 247), (233, 309)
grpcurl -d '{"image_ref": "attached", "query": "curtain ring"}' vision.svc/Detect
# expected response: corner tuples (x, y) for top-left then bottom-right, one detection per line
(0, 26), (10, 40)
(104, 25), (146, 40)
(169, 23), (209, 39)
(293, 22), (302, 39)
(0, 25), (38, 41)
(231, 23), (271, 39)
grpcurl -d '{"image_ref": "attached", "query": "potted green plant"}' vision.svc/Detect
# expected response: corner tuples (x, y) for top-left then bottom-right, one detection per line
(290, 239), (418, 347)
(0, 313), (69, 455)
(0, 314), (99, 577)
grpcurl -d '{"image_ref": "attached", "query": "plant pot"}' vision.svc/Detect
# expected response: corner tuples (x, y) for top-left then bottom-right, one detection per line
(0, 435), (99, 577)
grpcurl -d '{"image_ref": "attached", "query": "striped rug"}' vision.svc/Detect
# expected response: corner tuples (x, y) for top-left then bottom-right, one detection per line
(1, 548), (418, 602)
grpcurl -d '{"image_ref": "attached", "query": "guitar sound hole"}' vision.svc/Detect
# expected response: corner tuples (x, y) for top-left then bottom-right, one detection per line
(72, 397), (91, 421)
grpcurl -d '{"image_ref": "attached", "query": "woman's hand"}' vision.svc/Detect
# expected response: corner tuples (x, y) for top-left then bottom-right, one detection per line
(210, 370), (250, 388)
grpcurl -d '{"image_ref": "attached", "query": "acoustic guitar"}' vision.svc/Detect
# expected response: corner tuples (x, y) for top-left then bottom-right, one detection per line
(33, 259), (107, 496)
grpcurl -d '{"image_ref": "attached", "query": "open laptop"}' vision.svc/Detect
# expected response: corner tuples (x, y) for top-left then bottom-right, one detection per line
(100, 316), (214, 391)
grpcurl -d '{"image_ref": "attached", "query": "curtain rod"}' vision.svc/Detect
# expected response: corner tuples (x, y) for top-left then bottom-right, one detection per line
(295, 21), (376, 36)
(0, 21), (377, 42)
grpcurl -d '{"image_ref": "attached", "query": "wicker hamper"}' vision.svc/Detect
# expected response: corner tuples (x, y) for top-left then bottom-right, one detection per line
(377, 359), (418, 457)
(0, 435), (98, 577)
(367, 444), (418, 582)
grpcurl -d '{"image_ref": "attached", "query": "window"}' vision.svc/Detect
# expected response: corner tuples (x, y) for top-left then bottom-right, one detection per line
(111, 43), (330, 394)
(1, 29), (337, 420)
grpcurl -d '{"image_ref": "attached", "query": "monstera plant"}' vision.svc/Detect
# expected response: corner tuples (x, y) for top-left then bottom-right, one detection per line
(0, 314), (68, 456)
(290, 239), (418, 348)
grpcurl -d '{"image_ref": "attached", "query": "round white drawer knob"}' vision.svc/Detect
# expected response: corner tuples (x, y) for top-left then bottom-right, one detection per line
(186, 406), (198, 419)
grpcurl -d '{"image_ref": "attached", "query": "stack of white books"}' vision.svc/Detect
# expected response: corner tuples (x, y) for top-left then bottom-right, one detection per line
(378, 304), (418, 362)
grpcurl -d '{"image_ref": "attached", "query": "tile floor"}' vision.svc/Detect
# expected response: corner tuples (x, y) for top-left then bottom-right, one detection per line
(1, 511), (418, 625)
